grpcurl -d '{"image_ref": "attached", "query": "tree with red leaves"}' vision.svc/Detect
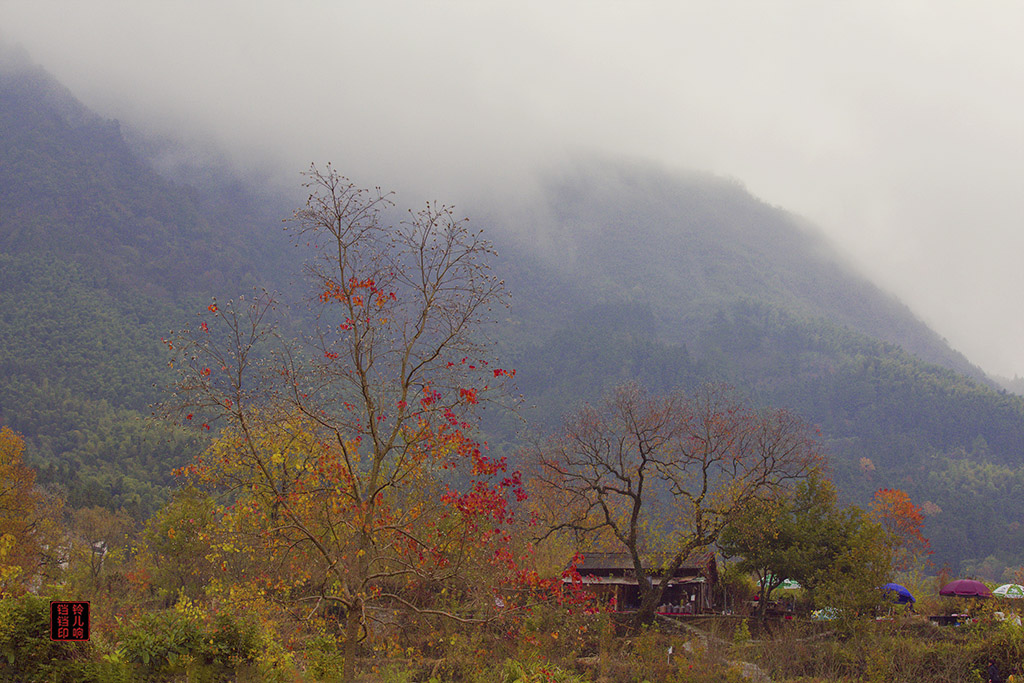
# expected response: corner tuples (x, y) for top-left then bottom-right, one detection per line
(167, 166), (521, 682)
(869, 488), (931, 570)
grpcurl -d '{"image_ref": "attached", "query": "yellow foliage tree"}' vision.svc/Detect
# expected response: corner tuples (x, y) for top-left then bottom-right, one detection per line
(0, 426), (62, 595)
(166, 168), (522, 682)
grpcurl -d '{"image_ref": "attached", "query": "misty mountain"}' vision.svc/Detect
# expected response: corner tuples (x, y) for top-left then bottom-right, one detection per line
(0, 55), (296, 515)
(4, 57), (1024, 572)
(475, 161), (1024, 571)
(478, 158), (988, 384)
(0, 54), (295, 300)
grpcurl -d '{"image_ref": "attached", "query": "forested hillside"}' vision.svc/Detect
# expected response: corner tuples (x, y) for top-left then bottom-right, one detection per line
(481, 159), (987, 382)
(0, 57), (295, 514)
(3, 56), (1024, 573)
(485, 168), (1024, 571)
(0, 59), (290, 297)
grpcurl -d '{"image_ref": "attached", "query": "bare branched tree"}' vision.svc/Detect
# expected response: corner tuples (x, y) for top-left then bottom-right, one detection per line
(527, 381), (823, 624)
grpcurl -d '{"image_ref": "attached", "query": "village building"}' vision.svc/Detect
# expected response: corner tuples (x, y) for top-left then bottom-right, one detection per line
(568, 551), (718, 614)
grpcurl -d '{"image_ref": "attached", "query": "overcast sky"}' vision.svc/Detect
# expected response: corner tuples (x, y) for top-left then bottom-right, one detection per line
(3, 1), (1024, 377)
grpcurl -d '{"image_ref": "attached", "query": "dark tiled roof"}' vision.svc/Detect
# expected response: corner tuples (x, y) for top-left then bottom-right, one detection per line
(574, 551), (715, 573)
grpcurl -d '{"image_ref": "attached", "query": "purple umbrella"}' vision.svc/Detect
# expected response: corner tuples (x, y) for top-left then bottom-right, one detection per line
(939, 579), (992, 598)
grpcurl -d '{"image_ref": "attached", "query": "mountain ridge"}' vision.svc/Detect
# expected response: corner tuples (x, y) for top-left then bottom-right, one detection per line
(474, 157), (990, 385)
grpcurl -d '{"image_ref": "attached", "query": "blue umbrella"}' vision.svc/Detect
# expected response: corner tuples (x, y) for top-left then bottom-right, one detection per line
(881, 582), (915, 604)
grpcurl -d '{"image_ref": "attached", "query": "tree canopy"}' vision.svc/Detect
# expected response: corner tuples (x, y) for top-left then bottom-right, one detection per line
(527, 381), (823, 623)
(167, 167), (525, 682)
(719, 474), (894, 617)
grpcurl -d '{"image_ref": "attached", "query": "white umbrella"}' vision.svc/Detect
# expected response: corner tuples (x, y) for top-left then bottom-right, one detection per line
(993, 584), (1024, 598)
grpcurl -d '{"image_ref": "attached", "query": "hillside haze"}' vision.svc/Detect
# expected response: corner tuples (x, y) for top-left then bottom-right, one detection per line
(0, 53), (297, 516)
(3, 57), (1024, 573)
(479, 158), (987, 383)
(477, 165), (1024, 572)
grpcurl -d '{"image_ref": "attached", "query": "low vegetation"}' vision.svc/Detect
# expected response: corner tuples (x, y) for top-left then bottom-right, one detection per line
(7, 581), (1024, 682)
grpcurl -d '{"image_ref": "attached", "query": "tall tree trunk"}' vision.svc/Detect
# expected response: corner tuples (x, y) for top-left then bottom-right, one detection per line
(342, 529), (371, 683)
(342, 598), (362, 683)
(633, 552), (686, 626)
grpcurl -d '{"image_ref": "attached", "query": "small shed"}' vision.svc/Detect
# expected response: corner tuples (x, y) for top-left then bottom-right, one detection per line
(568, 551), (718, 613)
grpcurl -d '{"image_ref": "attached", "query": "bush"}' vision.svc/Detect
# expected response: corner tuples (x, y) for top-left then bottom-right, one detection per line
(0, 594), (125, 683)
(201, 611), (261, 671)
(501, 659), (588, 683)
(733, 618), (751, 645)
(303, 632), (345, 681)
(117, 609), (203, 676)
(116, 606), (262, 681)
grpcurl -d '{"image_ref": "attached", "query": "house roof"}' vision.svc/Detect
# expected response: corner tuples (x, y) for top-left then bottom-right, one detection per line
(573, 551), (716, 573)
(574, 575), (707, 586)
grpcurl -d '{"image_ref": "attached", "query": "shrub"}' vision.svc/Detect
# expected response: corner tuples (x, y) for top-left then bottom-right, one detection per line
(501, 659), (588, 683)
(0, 594), (124, 683)
(201, 611), (261, 670)
(117, 609), (203, 676)
(116, 605), (263, 681)
(303, 632), (345, 681)
(733, 618), (751, 645)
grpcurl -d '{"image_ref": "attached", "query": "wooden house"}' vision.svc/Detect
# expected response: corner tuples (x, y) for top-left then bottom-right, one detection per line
(567, 551), (718, 614)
